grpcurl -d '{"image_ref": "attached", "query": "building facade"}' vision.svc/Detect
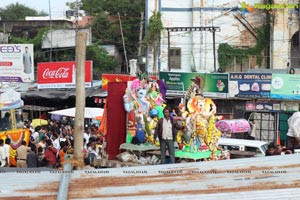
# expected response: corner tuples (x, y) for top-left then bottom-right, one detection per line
(146, 0), (300, 73)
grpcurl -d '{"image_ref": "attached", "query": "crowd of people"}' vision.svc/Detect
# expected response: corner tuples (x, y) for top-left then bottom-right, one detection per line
(0, 119), (105, 169)
(266, 143), (293, 156)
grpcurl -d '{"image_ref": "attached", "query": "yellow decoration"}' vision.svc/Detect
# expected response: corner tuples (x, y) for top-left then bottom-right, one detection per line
(0, 129), (31, 167)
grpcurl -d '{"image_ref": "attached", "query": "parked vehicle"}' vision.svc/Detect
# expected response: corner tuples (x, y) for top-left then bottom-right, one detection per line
(217, 138), (269, 157)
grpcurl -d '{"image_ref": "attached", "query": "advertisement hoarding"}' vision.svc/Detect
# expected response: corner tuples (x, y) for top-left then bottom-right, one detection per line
(228, 73), (272, 98)
(37, 61), (92, 89)
(159, 72), (228, 98)
(270, 73), (300, 100)
(0, 44), (34, 82)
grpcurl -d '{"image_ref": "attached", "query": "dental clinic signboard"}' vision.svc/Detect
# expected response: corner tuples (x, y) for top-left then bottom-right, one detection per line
(159, 72), (228, 98)
(228, 73), (272, 98)
(270, 74), (300, 100)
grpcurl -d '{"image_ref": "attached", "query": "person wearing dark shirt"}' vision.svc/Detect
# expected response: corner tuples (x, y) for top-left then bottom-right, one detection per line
(0, 112), (11, 131)
(27, 145), (38, 168)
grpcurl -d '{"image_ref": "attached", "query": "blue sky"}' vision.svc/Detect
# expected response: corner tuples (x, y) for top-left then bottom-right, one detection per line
(0, 0), (71, 17)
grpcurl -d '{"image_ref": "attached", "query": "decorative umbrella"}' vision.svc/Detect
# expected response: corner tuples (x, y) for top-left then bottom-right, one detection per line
(31, 119), (48, 128)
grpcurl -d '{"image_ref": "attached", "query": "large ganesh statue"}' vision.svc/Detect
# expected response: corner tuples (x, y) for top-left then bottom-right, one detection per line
(176, 95), (221, 156)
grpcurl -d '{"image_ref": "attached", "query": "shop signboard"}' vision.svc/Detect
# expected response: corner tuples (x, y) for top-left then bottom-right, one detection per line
(245, 101), (281, 112)
(280, 101), (299, 111)
(0, 44), (34, 82)
(101, 74), (157, 90)
(159, 72), (228, 98)
(270, 74), (300, 100)
(37, 61), (92, 89)
(228, 73), (272, 98)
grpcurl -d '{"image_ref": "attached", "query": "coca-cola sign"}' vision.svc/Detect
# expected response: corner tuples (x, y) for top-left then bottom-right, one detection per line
(42, 67), (70, 79)
(37, 61), (92, 89)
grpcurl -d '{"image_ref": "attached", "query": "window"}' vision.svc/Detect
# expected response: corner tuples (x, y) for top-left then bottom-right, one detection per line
(169, 48), (181, 69)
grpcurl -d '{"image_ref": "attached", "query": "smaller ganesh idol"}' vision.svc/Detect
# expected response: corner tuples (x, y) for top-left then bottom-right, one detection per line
(130, 78), (150, 115)
(147, 81), (165, 118)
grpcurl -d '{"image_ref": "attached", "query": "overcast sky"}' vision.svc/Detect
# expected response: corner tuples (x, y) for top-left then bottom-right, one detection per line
(0, 0), (71, 17)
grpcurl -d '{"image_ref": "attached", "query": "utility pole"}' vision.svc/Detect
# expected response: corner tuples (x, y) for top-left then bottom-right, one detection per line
(73, 32), (87, 169)
(153, 0), (158, 74)
(212, 29), (216, 72)
(138, 11), (144, 57)
(73, 0), (85, 169)
(118, 12), (129, 73)
(48, 0), (53, 61)
(168, 30), (170, 71)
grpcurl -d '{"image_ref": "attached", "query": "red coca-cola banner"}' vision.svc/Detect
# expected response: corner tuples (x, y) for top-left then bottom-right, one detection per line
(37, 61), (92, 89)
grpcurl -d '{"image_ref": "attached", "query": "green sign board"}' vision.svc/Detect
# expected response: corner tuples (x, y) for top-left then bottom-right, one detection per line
(159, 72), (228, 98)
(270, 73), (300, 100)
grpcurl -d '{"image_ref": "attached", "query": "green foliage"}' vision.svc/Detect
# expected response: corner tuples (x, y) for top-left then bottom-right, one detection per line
(91, 12), (118, 43)
(218, 19), (270, 70)
(81, 0), (144, 57)
(144, 12), (163, 49)
(10, 27), (49, 46)
(0, 3), (46, 20)
(86, 44), (119, 73)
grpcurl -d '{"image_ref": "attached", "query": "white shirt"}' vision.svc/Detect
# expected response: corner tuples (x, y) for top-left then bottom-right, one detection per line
(83, 132), (90, 144)
(162, 118), (173, 140)
(53, 138), (60, 151)
(287, 112), (300, 138)
(3, 144), (10, 165)
(0, 146), (6, 167)
(31, 131), (39, 141)
(37, 142), (46, 153)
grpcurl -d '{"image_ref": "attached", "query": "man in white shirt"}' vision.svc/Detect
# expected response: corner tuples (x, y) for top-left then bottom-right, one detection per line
(154, 108), (184, 164)
(52, 133), (60, 153)
(3, 138), (11, 167)
(287, 111), (300, 152)
(0, 139), (7, 167)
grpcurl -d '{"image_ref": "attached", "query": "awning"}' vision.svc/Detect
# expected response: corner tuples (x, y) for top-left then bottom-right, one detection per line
(22, 105), (56, 111)
(49, 107), (104, 119)
(21, 88), (104, 100)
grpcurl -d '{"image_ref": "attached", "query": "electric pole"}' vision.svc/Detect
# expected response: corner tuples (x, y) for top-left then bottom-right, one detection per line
(73, 32), (87, 169)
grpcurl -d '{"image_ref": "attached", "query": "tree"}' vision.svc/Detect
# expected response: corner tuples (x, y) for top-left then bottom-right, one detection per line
(143, 12), (163, 73)
(86, 43), (119, 73)
(0, 3), (46, 20)
(81, 0), (145, 59)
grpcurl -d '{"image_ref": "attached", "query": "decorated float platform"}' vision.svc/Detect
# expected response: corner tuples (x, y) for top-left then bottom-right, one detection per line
(119, 75), (228, 164)
(120, 142), (222, 162)
(119, 143), (160, 155)
(146, 149), (221, 162)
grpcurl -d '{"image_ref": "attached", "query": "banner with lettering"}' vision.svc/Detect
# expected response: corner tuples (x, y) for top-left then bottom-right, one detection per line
(270, 73), (300, 100)
(159, 72), (228, 98)
(228, 73), (272, 98)
(0, 44), (34, 83)
(37, 61), (92, 89)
